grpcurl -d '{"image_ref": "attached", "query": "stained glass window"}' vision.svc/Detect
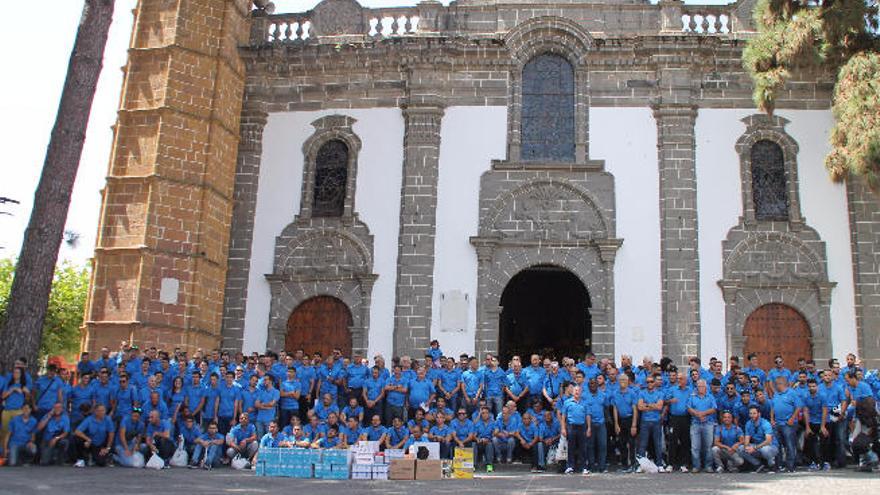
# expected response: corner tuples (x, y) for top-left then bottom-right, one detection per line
(313, 139), (349, 217)
(521, 54), (575, 162)
(750, 140), (789, 220)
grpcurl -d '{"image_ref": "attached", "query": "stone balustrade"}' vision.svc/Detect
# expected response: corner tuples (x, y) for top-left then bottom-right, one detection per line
(680, 6), (731, 34)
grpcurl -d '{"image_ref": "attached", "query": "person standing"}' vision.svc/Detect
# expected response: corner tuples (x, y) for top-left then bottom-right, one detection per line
(687, 379), (718, 473)
(769, 376), (801, 472)
(801, 378), (826, 470)
(818, 369), (848, 468)
(636, 375), (666, 471)
(611, 374), (639, 472)
(278, 367), (300, 432)
(561, 385), (591, 475)
(665, 373), (692, 472)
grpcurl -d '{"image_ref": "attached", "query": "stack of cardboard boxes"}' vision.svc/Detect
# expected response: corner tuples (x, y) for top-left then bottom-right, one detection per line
(350, 442), (390, 480)
(452, 449), (475, 479)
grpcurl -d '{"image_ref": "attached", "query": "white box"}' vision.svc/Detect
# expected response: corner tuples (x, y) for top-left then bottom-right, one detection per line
(407, 442), (440, 460)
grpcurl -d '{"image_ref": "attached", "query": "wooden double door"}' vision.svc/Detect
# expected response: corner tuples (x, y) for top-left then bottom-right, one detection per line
(742, 303), (812, 370)
(285, 296), (353, 357)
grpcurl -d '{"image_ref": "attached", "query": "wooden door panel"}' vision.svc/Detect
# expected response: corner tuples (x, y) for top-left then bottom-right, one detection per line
(743, 303), (812, 370)
(286, 296), (353, 357)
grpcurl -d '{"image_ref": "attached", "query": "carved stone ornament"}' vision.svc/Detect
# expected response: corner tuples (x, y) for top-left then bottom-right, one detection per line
(310, 0), (365, 37)
(491, 182), (607, 241)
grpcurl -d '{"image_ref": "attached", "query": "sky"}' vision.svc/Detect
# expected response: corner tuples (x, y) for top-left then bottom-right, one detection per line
(0, 0), (728, 265)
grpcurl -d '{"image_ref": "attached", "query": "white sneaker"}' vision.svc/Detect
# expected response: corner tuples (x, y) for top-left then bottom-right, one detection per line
(582, 469), (590, 475)
(564, 467), (574, 474)
(663, 465), (673, 473)
(680, 466), (689, 473)
(74, 459), (86, 468)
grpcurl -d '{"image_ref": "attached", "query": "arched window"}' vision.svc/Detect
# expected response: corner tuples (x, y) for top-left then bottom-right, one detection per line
(312, 139), (349, 217)
(521, 54), (575, 162)
(750, 140), (789, 220)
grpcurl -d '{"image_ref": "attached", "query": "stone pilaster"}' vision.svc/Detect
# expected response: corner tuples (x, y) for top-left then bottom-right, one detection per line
(653, 71), (701, 365)
(221, 98), (268, 351)
(392, 102), (445, 358)
(846, 177), (880, 369)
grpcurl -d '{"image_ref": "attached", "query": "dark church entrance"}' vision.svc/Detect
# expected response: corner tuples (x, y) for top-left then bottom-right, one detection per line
(498, 265), (591, 365)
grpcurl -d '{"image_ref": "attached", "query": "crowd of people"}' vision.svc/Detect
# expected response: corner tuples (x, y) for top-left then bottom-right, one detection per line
(1, 339), (879, 477)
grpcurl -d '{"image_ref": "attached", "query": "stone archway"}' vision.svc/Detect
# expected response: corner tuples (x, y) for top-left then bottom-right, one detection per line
(499, 265), (592, 364)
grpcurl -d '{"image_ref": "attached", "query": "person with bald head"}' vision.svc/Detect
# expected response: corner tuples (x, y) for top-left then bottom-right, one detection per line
(145, 409), (175, 468)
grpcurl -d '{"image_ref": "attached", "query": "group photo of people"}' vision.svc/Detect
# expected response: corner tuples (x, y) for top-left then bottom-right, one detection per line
(1, 339), (879, 478)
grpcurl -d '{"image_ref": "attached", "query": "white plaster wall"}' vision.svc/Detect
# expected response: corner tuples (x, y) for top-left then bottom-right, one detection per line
(430, 106), (507, 357)
(591, 107), (663, 363)
(242, 109), (404, 359)
(696, 109), (857, 362)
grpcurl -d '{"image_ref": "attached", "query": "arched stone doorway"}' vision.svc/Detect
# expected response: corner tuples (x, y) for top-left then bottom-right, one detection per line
(286, 296), (353, 357)
(743, 303), (812, 370)
(499, 265), (591, 364)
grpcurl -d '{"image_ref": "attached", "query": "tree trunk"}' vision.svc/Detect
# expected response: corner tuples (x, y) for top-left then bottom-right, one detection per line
(0, 0), (115, 374)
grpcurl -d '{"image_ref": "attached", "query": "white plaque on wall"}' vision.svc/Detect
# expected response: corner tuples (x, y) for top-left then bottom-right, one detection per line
(439, 290), (468, 333)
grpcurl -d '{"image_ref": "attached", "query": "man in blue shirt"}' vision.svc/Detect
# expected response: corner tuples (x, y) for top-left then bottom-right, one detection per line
(437, 358), (462, 413)
(687, 379), (718, 472)
(801, 378), (826, 470)
(225, 412), (258, 463)
(461, 358), (484, 416)
(364, 414), (387, 443)
(191, 420), (225, 470)
(522, 355), (547, 406)
(73, 403), (115, 467)
(636, 374), (665, 471)
(312, 392), (340, 421)
(585, 379), (608, 473)
(114, 407), (146, 467)
(516, 411), (545, 472)
(407, 367), (436, 419)
(611, 373), (639, 472)
(712, 411), (744, 472)
(278, 367), (300, 430)
(819, 369), (848, 468)
(184, 371), (207, 425)
(450, 407), (475, 455)
(561, 385), (591, 475)
(362, 366), (385, 424)
(542, 362), (566, 406)
(428, 411), (454, 459)
(742, 405), (778, 472)
(4, 403), (38, 466)
(145, 409), (175, 467)
(346, 356), (369, 405)
(742, 353), (767, 387)
(34, 365), (64, 420)
(383, 365), (408, 425)
(577, 353), (601, 382)
(384, 416), (410, 450)
(216, 370), (241, 435)
(483, 357), (507, 417)
(37, 402), (71, 466)
(492, 404), (520, 464)
(769, 376), (801, 472)
(254, 376), (279, 439)
(297, 355), (316, 418)
(664, 372), (692, 472)
(766, 355), (792, 397)
(473, 406), (496, 472)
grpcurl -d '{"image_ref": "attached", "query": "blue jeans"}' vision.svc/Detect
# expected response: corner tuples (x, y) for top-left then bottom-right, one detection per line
(588, 422), (607, 471)
(742, 444), (778, 468)
(254, 420), (269, 440)
(637, 420), (664, 467)
(567, 423), (588, 471)
(486, 396), (504, 417)
(8, 442), (37, 466)
(474, 440), (495, 467)
(521, 441), (545, 468)
(493, 436), (515, 463)
(775, 423), (798, 471)
(830, 420), (848, 467)
(690, 422), (715, 470)
(114, 444), (146, 467)
(192, 443), (222, 467)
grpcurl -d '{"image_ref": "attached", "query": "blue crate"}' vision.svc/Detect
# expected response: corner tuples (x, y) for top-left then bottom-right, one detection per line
(313, 463), (329, 479)
(322, 449), (350, 464)
(255, 460), (266, 476)
(308, 449), (323, 464)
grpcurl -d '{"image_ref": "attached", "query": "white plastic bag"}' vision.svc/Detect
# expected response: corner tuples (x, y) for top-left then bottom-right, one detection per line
(130, 451), (146, 469)
(636, 455), (659, 474)
(170, 439), (188, 467)
(231, 454), (250, 470)
(555, 436), (568, 461)
(146, 452), (165, 470)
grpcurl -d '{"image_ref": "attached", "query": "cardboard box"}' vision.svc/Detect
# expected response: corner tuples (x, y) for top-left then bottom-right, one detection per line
(416, 459), (443, 480)
(407, 442), (440, 460)
(453, 449), (474, 462)
(452, 469), (474, 479)
(385, 449), (405, 460)
(389, 458), (416, 480)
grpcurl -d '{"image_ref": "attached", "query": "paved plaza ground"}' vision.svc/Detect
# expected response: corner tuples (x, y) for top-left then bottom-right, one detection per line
(1, 467), (879, 495)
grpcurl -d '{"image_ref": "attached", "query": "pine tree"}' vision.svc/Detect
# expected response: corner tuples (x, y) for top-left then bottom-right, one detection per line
(743, 0), (879, 186)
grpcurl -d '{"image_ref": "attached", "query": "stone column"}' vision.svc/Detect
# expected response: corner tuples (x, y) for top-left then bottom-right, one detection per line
(392, 102), (445, 358)
(846, 177), (880, 369)
(221, 99), (268, 351)
(653, 78), (701, 366)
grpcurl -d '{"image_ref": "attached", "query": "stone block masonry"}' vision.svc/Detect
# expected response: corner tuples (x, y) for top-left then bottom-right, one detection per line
(82, 0), (249, 353)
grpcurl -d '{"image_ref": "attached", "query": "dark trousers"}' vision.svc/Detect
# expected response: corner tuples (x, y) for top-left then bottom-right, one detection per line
(39, 438), (69, 465)
(618, 416), (636, 468)
(279, 409), (298, 431)
(587, 422), (608, 471)
(365, 400), (383, 425)
(384, 404), (404, 425)
(804, 427), (823, 465)
(217, 416), (234, 436)
(74, 437), (111, 466)
(567, 423), (588, 472)
(348, 388), (363, 406)
(668, 415), (691, 469)
(149, 436), (176, 465)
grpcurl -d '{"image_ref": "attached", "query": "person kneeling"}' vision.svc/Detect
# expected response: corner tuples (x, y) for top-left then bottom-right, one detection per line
(516, 412), (545, 472)
(191, 421), (225, 470)
(145, 410), (175, 468)
(226, 412), (258, 465)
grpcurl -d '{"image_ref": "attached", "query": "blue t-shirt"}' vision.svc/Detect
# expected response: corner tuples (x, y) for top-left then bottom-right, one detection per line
(539, 419), (561, 440)
(522, 366), (547, 396)
(364, 377), (385, 401)
(461, 370), (483, 397)
(734, 401), (755, 426)
(76, 414), (115, 446)
(802, 391), (824, 425)
(638, 389), (664, 422)
(185, 384), (207, 413)
(519, 422), (540, 443)
(364, 425), (386, 442)
(259, 432), (287, 448)
(429, 424), (452, 439)
(35, 375), (64, 411)
(347, 364), (369, 389)
(483, 368), (507, 398)
(385, 376), (408, 407)
(303, 423), (324, 442)
(438, 368), (461, 394)
(408, 378), (434, 406)
(715, 424), (743, 447)
(8, 414), (38, 446)
(386, 425), (409, 446)
(767, 368), (792, 387)
(341, 425), (363, 445)
(70, 384), (95, 417)
(229, 422), (256, 443)
(146, 419), (173, 441)
(495, 415), (521, 433)
(543, 372), (565, 399)
(743, 367), (767, 385)
(298, 366), (316, 395)
(611, 388), (638, 418)
(473, 418), (495, 439)
(665, 385), (693, 416)
(217, 382), (241, 418)
(3, 381), (28, 410)
(240, 386), (259, 415)
(848, 381), (874, 401)
(819, 382), (846, 409)
(506, 372), (527, 397)
(450, 418), (473, 439)
(576, 363), (601, 381)
(770, 389), (802, 423)
(744, 418), (776, 446)
(342, 405), (364, 421)
(116, 415), (144, 447)
(687, 393), (718, 424)
(313, 401), (339, 421)
(562, 397), (589, 425)
(279, 379), (301, 411)
(40, 413), (71, 442)
(255, 388), (280, 422)
(114, 385), (139, 418)
(587, 391), (607, 424)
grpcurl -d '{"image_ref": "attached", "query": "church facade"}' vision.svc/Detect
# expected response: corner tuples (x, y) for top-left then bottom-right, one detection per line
(81, 0), (880, 370)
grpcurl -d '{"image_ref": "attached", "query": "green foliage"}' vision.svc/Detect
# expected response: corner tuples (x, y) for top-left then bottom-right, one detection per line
(0, 258), (89, 362)
(744, 0), (880, 185)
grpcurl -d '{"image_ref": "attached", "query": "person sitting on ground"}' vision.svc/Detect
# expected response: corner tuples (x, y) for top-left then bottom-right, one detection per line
(385, 416), (409, 450)
(363, 414), (387, 444)
(741, 405), (778, 472)
(712, 411), (745, 472)
(341, 416), (365, 447)
(341, 396), (364, 426)
(450, 407), (475, 458)
(226, 412), (258, 464)
(4, 403), (37, 466)
(321, 424), (343, 449)
(311, 393), (339, 422)
(428, 411), (453, 459)
(37, 401), (70, 466)
(177, 414), (201, 460)
(285, 424), (312, 448)
(190, 420), (225, 470)
(493, 404), (520, 465)
(145, 409), (175, 468)
(516, 412), (545, 472)
(114, 407), (145, 467)
(73, 403), (115, 468)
